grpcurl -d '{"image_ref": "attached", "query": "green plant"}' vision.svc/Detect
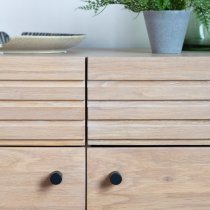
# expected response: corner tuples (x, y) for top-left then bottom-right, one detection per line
(79, 0), (210, 30)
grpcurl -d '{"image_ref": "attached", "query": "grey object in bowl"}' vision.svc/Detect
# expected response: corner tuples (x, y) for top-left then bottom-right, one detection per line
(144, 10), (191, 54)
(0, 32), (10, 45)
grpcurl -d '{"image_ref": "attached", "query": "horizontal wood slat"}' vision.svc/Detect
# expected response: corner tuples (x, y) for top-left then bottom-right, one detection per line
(89, 121), (210, 140)
(89, 57), (210, 80)
(0, 140), (85, 146)
(0, 81), (85, 100)
(89, 57), (210, 81)
(0, 101), (84, 120)
(0, 57), (85, 80)
(0, 147), (85, 210)
(88, 139), (210, 145)
(0, 121), (84, 141)
(89, 81), (210, 101)
(88, 147), (210, 210)
(89, 101), (210, 120)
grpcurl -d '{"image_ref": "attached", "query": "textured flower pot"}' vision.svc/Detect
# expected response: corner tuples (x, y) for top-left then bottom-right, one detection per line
(143, 10), (191, 54)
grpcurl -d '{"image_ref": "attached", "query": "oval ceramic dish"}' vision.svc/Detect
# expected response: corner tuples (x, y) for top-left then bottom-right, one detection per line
(0, 32), (86, 53)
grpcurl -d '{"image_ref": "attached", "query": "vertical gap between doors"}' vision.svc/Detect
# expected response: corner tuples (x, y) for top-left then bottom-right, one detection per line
(85, 57), (88, 210)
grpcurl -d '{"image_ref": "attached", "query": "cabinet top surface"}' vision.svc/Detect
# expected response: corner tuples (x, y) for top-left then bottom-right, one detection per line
(0, 48), (209, 58)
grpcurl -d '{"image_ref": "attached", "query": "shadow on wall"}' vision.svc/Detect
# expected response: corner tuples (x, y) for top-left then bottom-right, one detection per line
(0, 0), (150, 48)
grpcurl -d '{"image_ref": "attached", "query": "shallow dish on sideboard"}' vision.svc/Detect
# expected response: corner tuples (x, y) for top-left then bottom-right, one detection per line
(0, 32), (86, 54)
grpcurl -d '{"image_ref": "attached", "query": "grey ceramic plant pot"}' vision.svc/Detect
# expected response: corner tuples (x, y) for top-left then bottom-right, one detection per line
(143, 10), (191, 54)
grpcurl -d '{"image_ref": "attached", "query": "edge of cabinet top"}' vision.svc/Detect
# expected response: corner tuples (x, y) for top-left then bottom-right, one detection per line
(69, 48), (210, 57)
(0, 48), (209, 57)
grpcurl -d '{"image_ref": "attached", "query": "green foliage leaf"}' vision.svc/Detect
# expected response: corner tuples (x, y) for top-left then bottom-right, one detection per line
(191, 0), (210, 31)
(79, 0), (210, 29)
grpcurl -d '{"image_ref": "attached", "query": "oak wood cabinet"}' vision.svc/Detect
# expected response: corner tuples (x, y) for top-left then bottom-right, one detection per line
(0, 49), (210, 210)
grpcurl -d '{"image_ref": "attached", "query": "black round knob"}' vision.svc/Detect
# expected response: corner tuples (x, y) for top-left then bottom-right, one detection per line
(50, 171), (63, 185)
(109, 171), (122, 185)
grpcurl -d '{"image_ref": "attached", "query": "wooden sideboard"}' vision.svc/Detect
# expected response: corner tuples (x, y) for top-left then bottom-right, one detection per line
(0, 49), (209, 210)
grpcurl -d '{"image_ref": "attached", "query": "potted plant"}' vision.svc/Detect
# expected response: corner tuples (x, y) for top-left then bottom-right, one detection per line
(79, 0), (210, 54)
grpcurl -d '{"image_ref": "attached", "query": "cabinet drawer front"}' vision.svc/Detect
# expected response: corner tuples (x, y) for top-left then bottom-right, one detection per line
(0, 147), (85, 210)
(88, 147), (210, 210)
(89, 57), (210, 81)
(0, 56), (85, 80)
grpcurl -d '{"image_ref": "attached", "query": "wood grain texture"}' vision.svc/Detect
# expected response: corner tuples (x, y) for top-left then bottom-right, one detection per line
(88, 139), (210, 145)
(0, 101), (85, 120)
(88, 56), (210, 145)
(44, 48), (210, 57)
(89, 101), (210, 120)
(0, 81), (85, 101)
(0, 121), (84, 142)
(0, 56), (85, 146)
(89, 121), (210, 140)
(0, 140), (85, 146)
(88, 57), (210, 80)
(0, 56), (85, 80)
(89, 81), (210, 100)
(88, 147), (210, 210)
(0, 147), (85, 210)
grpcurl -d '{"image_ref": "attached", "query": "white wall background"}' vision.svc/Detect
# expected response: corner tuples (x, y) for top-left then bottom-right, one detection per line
(0, 0), (150, 48)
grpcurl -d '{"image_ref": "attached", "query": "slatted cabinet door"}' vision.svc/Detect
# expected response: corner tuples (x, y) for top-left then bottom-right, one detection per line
(88, 56), (210, 145)
(0, 56), (85, 146)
